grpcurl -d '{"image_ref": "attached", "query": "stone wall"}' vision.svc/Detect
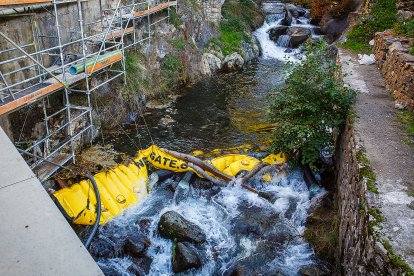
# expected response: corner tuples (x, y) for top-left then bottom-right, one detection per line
(334, 119), (407, 275)
(373, 32), (414, 111)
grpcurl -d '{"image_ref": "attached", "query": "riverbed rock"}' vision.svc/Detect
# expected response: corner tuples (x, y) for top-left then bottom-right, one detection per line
(128, 256), (153, 275)
(158, 211), (206, 243)
(281, 9), (293, 26)
(223, 53), (245, 71)
(123, 232), (151, 258)
(268, 26), (288, 41)
(200, 53), (222, 75)
(172, 242), (202, 273)
(89, 239), (116, 258)
(285, 4), (299, 18)
(298, 263), (330, 275)
(297, 7), (307, 16)
(287, 27), (311, 48)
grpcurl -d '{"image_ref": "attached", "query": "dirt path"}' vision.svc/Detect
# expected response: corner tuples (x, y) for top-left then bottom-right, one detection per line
(339, 48), (414, 267)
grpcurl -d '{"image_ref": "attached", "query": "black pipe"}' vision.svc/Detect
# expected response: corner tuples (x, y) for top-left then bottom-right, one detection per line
(84, 174), (102, 249)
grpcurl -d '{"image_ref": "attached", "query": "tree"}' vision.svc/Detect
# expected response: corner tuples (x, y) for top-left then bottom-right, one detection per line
(268, 41), (356, 169)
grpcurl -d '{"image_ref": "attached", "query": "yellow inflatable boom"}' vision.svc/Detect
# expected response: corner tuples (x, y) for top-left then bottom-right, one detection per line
(53, 145), (286, 225)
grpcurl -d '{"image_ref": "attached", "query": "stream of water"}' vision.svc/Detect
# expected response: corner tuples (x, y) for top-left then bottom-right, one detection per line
(93, 2), (325, 275)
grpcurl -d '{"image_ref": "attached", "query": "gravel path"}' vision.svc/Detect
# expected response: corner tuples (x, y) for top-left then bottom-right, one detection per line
(339, 48), (414, 267)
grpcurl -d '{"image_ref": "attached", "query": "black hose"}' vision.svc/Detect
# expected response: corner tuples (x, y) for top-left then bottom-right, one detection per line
(84, 173), (102, 249)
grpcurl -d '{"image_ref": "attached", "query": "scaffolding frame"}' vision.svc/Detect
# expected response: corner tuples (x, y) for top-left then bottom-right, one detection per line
(0, 0), (177, 180)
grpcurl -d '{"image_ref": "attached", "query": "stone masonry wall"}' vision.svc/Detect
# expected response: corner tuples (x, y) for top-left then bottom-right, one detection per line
(334, 119), (407, 275)
(373, 32), (414, 111)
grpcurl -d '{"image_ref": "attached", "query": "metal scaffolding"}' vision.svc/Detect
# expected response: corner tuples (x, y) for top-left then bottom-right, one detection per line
(0, 0), (177, 180)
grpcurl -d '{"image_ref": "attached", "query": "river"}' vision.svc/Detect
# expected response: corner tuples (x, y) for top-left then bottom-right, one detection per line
(92, 2), (326, 275)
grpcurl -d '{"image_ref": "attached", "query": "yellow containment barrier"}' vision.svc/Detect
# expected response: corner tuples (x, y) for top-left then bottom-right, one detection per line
(53, 145), (286, 225)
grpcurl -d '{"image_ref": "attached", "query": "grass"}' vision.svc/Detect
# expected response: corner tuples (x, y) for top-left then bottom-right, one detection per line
(208, 0), (263, 56)
(169, 9), (183, 28)
(303, 205), (339, 263)
(356, 149), (378, 194)
(397, 110), (414, 146)
(169, 39), (186, 52)
(381, 239), (414, 275)
(342, 0), (397, 53)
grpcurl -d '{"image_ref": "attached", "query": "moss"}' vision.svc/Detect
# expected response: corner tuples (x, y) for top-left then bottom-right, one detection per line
(356, 148), (379, 194)
(342, 0), (397, 53)
(303, 205), (339, 263)
(381, 238), (414, 275)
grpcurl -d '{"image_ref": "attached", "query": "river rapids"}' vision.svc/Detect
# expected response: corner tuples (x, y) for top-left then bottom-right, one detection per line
(91, 2), (326, 275)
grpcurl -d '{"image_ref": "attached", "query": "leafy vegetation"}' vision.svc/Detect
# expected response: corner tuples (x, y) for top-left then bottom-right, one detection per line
(397, 110), (414, 146)
(381, 239), (414, 275)
(292, 0), (358, 21)
(356, 148), (378, 193)
(303, 205), (339, 263)
(170, 39), (186, 52)
(208, 0), (263, 56)
(268, 41), (356, 168)
(342, 0), (397, 53)
(169, 9), (183, 28)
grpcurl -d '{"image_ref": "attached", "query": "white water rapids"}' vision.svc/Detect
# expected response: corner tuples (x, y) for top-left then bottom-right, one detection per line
(93, 2), (326, 275)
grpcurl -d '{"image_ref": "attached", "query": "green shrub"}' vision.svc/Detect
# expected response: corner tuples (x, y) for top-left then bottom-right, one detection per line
(170, 39), (186, 52)
(395, 18), (414, 38)
(268, 41), (356, 168)
(343, 0), (397, 53)
(169, 9), (183, 27)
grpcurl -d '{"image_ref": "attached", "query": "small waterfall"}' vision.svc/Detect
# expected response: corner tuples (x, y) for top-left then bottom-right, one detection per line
(277, 35), (291, 48)
(254, 1), (318, 61)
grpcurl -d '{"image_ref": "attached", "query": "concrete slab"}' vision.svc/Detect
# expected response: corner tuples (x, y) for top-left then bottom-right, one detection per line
(0, 127), (103, 276)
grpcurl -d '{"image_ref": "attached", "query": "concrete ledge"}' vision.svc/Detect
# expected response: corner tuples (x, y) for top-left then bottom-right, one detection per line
(0, 127), (102, 276)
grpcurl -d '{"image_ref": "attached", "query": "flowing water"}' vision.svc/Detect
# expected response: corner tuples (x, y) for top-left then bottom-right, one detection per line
(93, 2), (325, 275)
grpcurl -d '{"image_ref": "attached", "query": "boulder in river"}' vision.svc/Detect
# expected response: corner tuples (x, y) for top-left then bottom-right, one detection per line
(172, 242), (202, 273)
(128, 256), (153, 275)
(200, 53), (222, 75)
(89, 239), (116, 258)
(268, 26), (288, 42)
(123, 232), (151, 258)
(299, 263), (330, 275)
(281, 9), (293, 26)
(158, 211), (206, 243)
(285, 4), (299, 18)
(287, 27), (311, 48)
(297, 7), (307, 17)
(223, 53), (245, 71)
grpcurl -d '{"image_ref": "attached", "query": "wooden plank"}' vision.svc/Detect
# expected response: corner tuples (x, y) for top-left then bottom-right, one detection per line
(134, 2), (170, 18)
(106, 27), (134, 40)
(0, 0), (50, 6)
(86, 51), (122, 74)
(0, 82), (63, 116)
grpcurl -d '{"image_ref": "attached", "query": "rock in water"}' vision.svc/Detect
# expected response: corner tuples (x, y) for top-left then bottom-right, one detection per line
(123, 232), (151, 258)
(158, 211), (206, 243)
(223, 53), (245, 71)
(281, 9), (292, 26)
(172, 242), (202, 273)
(89, 239), (116, 258)
(268, 26), (288, 41)
(299, 263), (330, 275)
(285, 4), (299, 18)
(287, 27), (311, 48)
(174, 172), (193, 204)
